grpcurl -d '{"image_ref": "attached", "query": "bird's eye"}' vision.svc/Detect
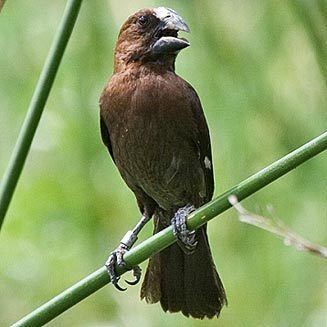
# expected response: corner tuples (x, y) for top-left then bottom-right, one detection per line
(138, 15), (149, 27)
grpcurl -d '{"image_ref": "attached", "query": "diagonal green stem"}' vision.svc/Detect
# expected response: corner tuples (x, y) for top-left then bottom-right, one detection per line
(11, 131), (327, 327)
(0, 0), (83, 230)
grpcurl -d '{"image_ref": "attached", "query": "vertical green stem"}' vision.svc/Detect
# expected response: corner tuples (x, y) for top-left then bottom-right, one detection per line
(0, 0), (83, 229)
(289, 0), (327, 85)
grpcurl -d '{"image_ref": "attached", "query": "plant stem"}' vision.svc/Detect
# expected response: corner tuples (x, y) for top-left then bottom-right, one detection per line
(289, 0), (327, 86)
(0, 0), (83, 230)
(11, 131), (327, 327)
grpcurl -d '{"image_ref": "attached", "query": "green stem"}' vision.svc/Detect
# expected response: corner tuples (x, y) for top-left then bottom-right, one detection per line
(0, 0), (83, 229)
(11, 131), (327, 327)
(289, 0), (327, 86)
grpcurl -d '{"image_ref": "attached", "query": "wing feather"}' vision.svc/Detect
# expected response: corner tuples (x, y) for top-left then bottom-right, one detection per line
(100, 115), (115, 163)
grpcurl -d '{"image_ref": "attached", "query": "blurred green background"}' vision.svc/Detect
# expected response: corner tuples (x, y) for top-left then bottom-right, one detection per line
(0, 0), (326, 326)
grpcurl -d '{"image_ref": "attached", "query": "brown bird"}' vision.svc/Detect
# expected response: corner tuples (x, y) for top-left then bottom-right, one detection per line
(99, 7), (227, 319)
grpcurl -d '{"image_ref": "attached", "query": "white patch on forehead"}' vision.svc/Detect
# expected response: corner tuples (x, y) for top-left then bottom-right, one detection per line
(204, 156), (212, 170)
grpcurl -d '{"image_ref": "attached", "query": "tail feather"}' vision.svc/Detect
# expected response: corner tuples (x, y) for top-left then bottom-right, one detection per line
(141, 216), (227, 319)
(160, 243), (185, 313)
(183, 227), (226, 318)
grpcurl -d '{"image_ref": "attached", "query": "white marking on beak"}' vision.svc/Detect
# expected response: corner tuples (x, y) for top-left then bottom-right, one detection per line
(204, 156), (212, 169)
(154, 7), (173, 20)
(154, 7), (190, 33)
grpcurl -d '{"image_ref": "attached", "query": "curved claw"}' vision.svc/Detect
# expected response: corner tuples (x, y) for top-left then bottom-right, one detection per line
(106, 265), (127, 291)
(113, 279), (127, 291)
(105, 243), (142, 290)
(125, 277), (139, 285)
(125, 265), (142, 285)
(125, 274), (141, 285)
(105, 250), (127, 292)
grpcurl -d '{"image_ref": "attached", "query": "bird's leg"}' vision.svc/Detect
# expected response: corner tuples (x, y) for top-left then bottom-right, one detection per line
(171, 204), (197, 254)
(105, 214), (151, 291)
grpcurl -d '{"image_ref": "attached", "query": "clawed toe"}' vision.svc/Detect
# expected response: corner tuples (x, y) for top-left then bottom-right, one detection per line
(125, 266), (142, 285)
(105, 248), (127, 291)
(105, 243), (142, 290)
(171, 204), (197, 254)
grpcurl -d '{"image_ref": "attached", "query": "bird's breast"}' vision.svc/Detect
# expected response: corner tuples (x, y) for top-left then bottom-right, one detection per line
(103, 70), (205, 208)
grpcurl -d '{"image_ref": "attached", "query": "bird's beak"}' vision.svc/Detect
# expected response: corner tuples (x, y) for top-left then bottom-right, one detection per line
(152, 7), (190, 55)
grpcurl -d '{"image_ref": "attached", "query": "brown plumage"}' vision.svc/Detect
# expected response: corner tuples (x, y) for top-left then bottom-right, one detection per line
(99, 7), (227, 319)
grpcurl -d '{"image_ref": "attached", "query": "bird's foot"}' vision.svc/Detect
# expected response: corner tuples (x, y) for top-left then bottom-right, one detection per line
(105, 242), (142, 291)
(171, 204), (197, 254)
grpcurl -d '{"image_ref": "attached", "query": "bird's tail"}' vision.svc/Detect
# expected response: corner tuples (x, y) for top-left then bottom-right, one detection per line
(140, 212), (227, 319)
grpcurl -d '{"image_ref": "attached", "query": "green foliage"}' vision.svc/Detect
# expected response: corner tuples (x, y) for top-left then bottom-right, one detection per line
(0, 1), (326, 326)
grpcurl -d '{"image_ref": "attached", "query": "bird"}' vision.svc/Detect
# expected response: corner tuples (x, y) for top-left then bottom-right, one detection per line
(99, 7), (227, 319)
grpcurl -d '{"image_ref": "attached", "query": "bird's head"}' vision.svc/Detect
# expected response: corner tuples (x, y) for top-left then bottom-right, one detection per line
(114, 7), (190, 71)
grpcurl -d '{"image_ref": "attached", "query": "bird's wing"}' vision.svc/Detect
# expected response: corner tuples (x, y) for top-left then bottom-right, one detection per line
(100, 115), (115, 163)
(187, 83), (214, 201)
